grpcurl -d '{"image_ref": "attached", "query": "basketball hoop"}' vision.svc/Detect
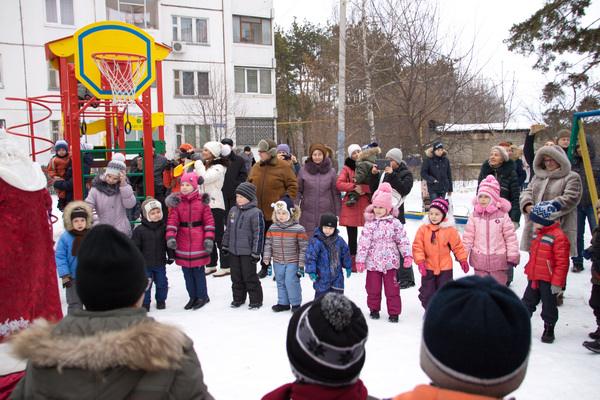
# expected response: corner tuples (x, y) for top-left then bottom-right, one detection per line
(92, 52), (148, 110)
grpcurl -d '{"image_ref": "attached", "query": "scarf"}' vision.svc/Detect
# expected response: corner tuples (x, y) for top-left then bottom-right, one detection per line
(320, 231), (340, 276)
(70, 229), (89, 256)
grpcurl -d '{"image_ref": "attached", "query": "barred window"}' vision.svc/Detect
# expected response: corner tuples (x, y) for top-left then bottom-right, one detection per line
(235, 118), (274, 146)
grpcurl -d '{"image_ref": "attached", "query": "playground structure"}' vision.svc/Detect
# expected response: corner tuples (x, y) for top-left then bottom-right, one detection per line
(5, 21), (170, 201)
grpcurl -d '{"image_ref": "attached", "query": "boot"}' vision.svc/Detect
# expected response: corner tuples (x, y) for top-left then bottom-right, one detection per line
(272, 304), (291, 312)
(582, 339), (600, 353)
(351, 255), (357, 273)
(213, 268), (231, 277)
(156, 301), (166, 310)
(291, 305), (301, 313)
(192, 296), (210, 309)
(142, 303), (150, 312)
(541, 322), (555, 343)
(589, 326), (600, 340)
(184, 298), (196, 310)
(571, 263), (584, 272)
(370, 310), (380, 320)
(248, 302), (263, 310)
(389, 315), (399, 323)
(231, 300), (245, 308)
(205, 266), (217, 275)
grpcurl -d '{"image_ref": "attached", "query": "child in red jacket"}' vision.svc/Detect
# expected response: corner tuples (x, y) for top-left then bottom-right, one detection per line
(521, 201), (570, 344)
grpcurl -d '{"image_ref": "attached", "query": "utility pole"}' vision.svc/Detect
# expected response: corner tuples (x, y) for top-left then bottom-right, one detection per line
(337, 0), (347, 172)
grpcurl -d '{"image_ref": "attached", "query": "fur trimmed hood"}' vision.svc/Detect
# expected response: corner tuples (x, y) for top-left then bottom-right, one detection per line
(425, 148), (448, 158)
(510, 144), (522, 161)
(532, 144), (571, 179)
(421, 213), (455, 228)
(357, 146), (381, 162)
(271, 203), (302, 223)
(472, 196), (512, 214)
(62, 201), (93, 231)
(166, 191), (211, 208)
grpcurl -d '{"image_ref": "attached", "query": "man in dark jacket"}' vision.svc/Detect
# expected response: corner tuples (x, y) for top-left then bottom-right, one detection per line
(221, 138), (248, 213)
(130, 140), (168, 222)
(420, 141), (453, 202)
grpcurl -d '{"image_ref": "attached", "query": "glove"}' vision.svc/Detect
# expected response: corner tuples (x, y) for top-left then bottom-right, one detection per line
(308, 273), (317, 282)
(346, 269), (352, 278)
(513, 221), (520, 231)
(250, 253), (261, 264)
(551, 284), (562, 295)
(583, 247), (592, 260)
(297, 266), (305, 277)
(203, 239), (214, 253)
(268, 264), (273, 276)
(403, 256), (413, 268)
(356, 262), (366, 273)
(221, 246), (230, 257)
(167, 237), (178, 249)
(418, 262), (427, 277)
(507, 262), (518, 268)
(61, 274), (72, 289)
(460, 261), (469, 273)
(166, 258), (175, 265)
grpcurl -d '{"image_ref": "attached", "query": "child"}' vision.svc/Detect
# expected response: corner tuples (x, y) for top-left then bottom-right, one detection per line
(54, 201), (92, 315)
(165, 172), (215, 310)
(583, 199), (600, 353)
(346, 142), (380, 206)
(85, 153), (136, 237)
(221, 182), (265, 310)
(132, 196), (175, 311)
(48, 140), (71, 211)
(305, 213), (353, 299)
(263, 194), (308, 312)
(521, 201), (570, 343)
(462, 175), (520, 285)
(412, 198), (468, 309)
(355, 183), (412, 323)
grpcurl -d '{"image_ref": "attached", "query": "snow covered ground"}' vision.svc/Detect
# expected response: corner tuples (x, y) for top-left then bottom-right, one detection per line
(50, 182), (598, 399)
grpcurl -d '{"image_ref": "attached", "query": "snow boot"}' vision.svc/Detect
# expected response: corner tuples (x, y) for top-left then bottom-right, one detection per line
(272, 304), (291, 312)
(231, 300), (245, 308)
(205, 266), (217, 275)
(213, 268), (231, 277)
(541, 322), (555, 343)
(571, 263), (584, 273)
(248, 302), (263, 310)
(389, 315), (399, 323)
(184, 298), (196, 310)
(370, 310), (380, 320)
(582, 339), (600, 353)
(291, 305), (301, 313)
(156, 301), (166, 310)
(589, 326), (600, 340)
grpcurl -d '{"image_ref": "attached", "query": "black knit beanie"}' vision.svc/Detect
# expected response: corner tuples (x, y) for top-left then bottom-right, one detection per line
(76, 225), (148, 311)
(287, 293), (368, 386)
(320, 213), (337, 230)
(421, 276), (531, 398)
(236, 182), (256, 201)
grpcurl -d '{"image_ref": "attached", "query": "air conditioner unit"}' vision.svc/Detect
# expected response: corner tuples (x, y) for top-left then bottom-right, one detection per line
(171, 41), (186, 53)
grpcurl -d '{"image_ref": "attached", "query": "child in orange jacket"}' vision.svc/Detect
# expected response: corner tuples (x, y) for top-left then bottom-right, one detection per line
(48, 140), (71, 211)
(412, 198), (468, 309)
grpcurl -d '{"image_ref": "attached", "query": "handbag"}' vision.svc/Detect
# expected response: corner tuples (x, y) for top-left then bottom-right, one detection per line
(379, 173), (404, 207)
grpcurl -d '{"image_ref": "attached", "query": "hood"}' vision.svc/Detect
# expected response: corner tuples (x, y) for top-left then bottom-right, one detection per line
(471, 196), (512, 214)
(510, 145), (521, 161)
(575, 134), (596, 159)
(62, 201), (93, 231)
(304, 157), (333, 175)
(532, 145), (571, 178)
(357, 146), (381, 162)
(312, 226), (340, 240)
(421, 213), (455, 228)
(363, 204), (399, 221)
(271, 204), (302, 223)
(425, 148), (448, 159)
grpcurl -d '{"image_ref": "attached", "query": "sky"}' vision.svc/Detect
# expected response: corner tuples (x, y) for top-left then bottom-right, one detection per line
(272, 0), (600, 125)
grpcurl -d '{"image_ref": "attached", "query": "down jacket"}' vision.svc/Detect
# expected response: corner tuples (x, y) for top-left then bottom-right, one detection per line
(354, 146), (381, 185)
(9, 308), (214, 400)
(53, 152), (94, 204)
(462, 198), (520, 272)
(55, 201), (93, 279)
(337, 157), (372, 227)
(369, 161), (413, 224)
(194, 157), (229, 210)
(263, 206), (308, 265)
(247, 157), (298, 217)
(222, 197), (265, 256)
(356, 208), (412, 272)
(305, 228), (353, 293)
(412, 215), (468, 275)
(520, 145), (582, 256)
(85, 175), (137, 237)
(295, 157), (341, 237)
(166, 190), (215, 267)
(132, 218), (174, 268)
(525, 222), (570, 288)
(421, 148), (453, 194)
(477, 158), (520, 222)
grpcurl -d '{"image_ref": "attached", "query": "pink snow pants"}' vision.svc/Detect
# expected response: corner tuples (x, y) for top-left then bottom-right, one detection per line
(474, 269), (508, 286)
(365, 269), (402, 316)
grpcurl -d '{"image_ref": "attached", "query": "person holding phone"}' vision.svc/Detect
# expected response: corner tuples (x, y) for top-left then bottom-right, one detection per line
(420, 141), (453, 203)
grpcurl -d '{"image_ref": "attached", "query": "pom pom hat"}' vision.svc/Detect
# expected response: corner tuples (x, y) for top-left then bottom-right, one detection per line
(371, 182), (393, 213)
(180, 172), (203, 191)
(105, 153), (127, 177)
(477, 175), (501, 205)
(529, 201), (563, 226)
(272, 194), (295, 222)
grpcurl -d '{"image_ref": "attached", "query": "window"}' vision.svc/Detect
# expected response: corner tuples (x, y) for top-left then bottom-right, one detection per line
(48, 62), (59, 90)
(45, 0), (74, 25)
(50, 120), (61, 144)
(176, 124), (210, 149)
(236, 118), (274, 145)
(174, 70), (209, 97)
(234, 68), (271, 94)
(106, 0), (158, 30)
(233, 16), (271, 45)
(172, 16), (208, 43)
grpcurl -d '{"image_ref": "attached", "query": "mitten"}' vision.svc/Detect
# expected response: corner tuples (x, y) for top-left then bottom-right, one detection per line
(221, 246), (230, 257)
(460, 261), (469, 273)
(268, 264), (272, 276)
(61, 274), (72, 289)
(346, 269), (352, 278)
(167, 237), (178, 249)
(250, 253), (261, 264)
(507, 262), (518, 268)
(203, 238), (214, 253)
(403, 256), (413, 268)
(418, 262), (427, 277)
(308, 273), (317, 282)
(551, 284), (562, 295)
(582, 247), (592, 260)
(355, 262), (366, 273)
(166, 258), (175, 265)
(297, 265), (305, 277)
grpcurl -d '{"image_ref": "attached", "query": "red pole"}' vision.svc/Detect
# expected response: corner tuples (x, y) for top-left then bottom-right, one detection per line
(67, 63), (84, 201)
(142, 86), (154, 198)
(156, 61), (165, 144)
(28, 102), (36, 161)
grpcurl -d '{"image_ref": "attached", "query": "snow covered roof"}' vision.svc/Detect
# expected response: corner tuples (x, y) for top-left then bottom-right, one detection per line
(436, 122), (530, 133)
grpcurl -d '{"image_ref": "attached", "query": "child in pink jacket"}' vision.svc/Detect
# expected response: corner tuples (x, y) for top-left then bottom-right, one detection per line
(356, 183), (412, 323)
(462, 175), (520, 285)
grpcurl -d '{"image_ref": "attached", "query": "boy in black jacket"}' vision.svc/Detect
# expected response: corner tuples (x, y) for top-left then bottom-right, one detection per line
(132, 196), (175, 311)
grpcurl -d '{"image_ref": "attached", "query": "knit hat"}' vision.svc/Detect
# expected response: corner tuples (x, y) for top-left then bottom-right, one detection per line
(477, 175), (501, 205)
(70, 208), (89, 221)
(179, 143), (195, 153)
(287, 293), (368, 386)
(277, 144), (291, 154)
(529, 201), (562, 226)
(556, 129), (571, 142)
(141, 196), (162, 220)
(76, 225), (148, 311)
(105, 153), (127, 177)
(204, 141), (223, 158)
(421, 276), (530, 398)
(236, 182), (256, 202)
(272, 194), (295, 222)
(221, 138), (234, 147)
(347, 144), (361, 157)
(371, 182), (393, 213)
(244, 146), (251, 152)
(180, 172), (203, 191)
(491, 146), (509, 162)
(429, 198), (449, 219)
(433, 141), (443, 151)
(258, 139), (278, 158)
(361, 142), (378, 151)
(386, 148), (403, 165)
(54, 140), (68, 153)
(320, 213), (337, 230)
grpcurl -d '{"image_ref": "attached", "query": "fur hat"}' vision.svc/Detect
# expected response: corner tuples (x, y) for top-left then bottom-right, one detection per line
(320, 213), (337, 230)
(287, 293), (368, 386)
(54, 140), (68, 153)
(421, 276), (530, 398)
(272, 194), (295, 222)
(204, 141), (223, 158)
(347, 144), (361, 157)
(141, 196), (163, 221)
(277, 144), (291, 154)
(556, 129), (571, 142)
(76, 225), (148, 311)
(371, 182), (393, 214)
(309, 143), (331, 159)
(236, 182), (257, 202)
(491, 146), (509, 162)
(477, 175), (501, 205)
(62, 200), (93, 231)
(429, 197), (449, 219)
(433, 141), (443, 151)
(258, 139), (278, 158)
(105, 153), (127, 177)
(529, 201), (563, 226)
(180, 172), (203, 191)
(386, 148), (403, 165)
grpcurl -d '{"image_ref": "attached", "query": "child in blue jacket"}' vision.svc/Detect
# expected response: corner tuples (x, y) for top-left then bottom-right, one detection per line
(305, 213), (353, 299)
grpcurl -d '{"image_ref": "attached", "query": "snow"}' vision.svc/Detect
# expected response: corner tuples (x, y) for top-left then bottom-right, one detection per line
(49, 182), (598, 400)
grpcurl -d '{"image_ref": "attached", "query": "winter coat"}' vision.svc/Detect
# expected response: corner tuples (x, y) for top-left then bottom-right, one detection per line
(262, 380), (374, 400)
(412, 215), (467, 275)
(132, 218), (174, 268)
(53, 152), (94, 204)
(477, 159), (521, 222)
(55, 201), (93, 279)
(222, 197), (265, 256)
(421, 148), (453, 194)
(393, 384), (501, 400)
(194, 157), (229, 210)
(462, 198), (520, 272)
(130, 152), (168, 197)
(369, 161), (413, 224)
(525, 222), (570, 288)
(510, 144), (527, 187)
(263, 207), (309, 265)
(356, 209), (412, 272)
(520, 145), (582, 256)
(48, 154), (71, 198)
(9, 308), (214, 400)
(238, 151), (255, 175)
(222, 151), (248, 206)
(305, 228), (353, 293)
(247, 156), (298, 217)
(85, 175), (137, 237)
(572, 134), (600, 207)
(166, 190), (215, 267)
(354, 146), (381, 185)
(337, 158), (372, 227)
(295, 157), (342, 236)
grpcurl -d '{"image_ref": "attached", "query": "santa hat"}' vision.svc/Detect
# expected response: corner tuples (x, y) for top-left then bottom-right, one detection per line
(477, 175), (501, 205)
(105, 153), (127, 177)
(371, 182), (393, 214)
